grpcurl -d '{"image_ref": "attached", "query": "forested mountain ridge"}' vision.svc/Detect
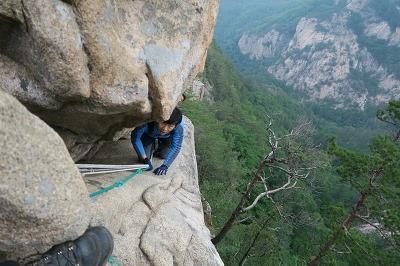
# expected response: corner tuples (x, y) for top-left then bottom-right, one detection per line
(216, 0), (400, 110)
(181, 1), (400, 264)
(182, 44), (400, 265)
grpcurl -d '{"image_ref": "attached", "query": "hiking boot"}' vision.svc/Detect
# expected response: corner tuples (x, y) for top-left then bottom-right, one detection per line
(27, 226), (113, 266)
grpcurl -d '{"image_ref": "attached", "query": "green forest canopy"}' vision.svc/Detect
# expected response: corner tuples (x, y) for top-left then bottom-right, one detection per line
(181, 44), (400, 265)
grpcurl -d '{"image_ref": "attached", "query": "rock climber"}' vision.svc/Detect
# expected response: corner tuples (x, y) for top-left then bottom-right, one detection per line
(131, 107), (184, 175)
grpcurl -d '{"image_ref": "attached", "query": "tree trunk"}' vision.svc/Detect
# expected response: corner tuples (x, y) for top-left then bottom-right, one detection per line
(309, 190), (370, 265)
(238, 217), (272, 265)
(212, 159), (268, 245)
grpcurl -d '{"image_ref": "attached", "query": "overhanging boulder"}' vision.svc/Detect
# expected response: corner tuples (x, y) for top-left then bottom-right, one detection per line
(0, 0), (219, 160)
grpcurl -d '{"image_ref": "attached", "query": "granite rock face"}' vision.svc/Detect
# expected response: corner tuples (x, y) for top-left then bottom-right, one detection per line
(0, 92), (223, 265)
(267, 11), (400, 110)
(0, 0), (24, 23)
(0, 0), (219, 160)
(0, 90), (90, 261)
(236, 0), (400, 109)
(238, 30), (286, 60)
(85, 117), (224, 265)
(189, 78), (214, 101)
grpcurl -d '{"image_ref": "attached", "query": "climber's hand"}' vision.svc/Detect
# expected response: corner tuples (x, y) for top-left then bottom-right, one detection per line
(143, 158), (153, 171)
(153, 164), (168, 175)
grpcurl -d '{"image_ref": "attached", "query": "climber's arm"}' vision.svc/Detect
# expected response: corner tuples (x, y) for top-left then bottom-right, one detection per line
(162, 124), (184, 167)
(131, 124), (149, 160)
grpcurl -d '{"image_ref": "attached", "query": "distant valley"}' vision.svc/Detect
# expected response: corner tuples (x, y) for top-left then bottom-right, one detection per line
(216, 0), (400, 109)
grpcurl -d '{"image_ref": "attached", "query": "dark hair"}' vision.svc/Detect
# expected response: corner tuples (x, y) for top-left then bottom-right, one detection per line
(165, 107), (182, 125)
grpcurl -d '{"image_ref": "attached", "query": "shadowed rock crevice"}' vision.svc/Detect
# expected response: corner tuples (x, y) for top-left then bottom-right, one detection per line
(145, 62), (158, 120)
(0, 0), (24, 24)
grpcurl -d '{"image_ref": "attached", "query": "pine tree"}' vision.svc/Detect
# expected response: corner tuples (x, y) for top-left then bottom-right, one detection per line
(310, 100), (400, 265)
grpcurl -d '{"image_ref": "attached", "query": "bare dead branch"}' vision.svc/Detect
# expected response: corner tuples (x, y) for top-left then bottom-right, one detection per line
(212, 116), (315, 244)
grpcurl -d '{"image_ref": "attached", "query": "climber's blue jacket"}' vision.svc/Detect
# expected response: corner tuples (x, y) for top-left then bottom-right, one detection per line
(132, 121), (184, 167)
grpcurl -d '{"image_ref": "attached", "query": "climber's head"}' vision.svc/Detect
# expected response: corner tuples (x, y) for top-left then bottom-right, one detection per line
(157, 107), (182, 134)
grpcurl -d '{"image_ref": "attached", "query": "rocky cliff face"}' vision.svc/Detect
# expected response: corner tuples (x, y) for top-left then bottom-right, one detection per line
(189, 78), (214, 101)
(0, 1), (222, 263)
(238, 30), (287, 60)
(0, 90), (91, 262)
(0, 0), (218, 160)
(87, 117), (222, 265)
(0, 90), (223, 265)
(235, 0), (400, 109)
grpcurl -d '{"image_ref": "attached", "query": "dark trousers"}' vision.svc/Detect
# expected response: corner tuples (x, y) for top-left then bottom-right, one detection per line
(139, 135), (171, 160)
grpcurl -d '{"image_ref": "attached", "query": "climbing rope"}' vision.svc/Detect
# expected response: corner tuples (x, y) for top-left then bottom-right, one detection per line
(107, 255), (123, 266)
(89, 168), (143, 198)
